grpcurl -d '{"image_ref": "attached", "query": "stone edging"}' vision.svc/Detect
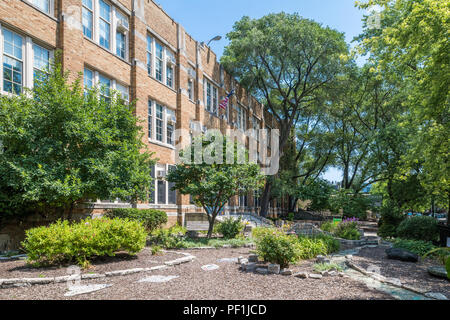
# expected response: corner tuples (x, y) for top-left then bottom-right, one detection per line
(0, 251), (195, 289)
(176, 243), (255, 250)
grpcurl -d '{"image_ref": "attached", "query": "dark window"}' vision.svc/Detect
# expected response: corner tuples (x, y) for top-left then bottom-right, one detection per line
(157, 180), (166, 204)
(168, 165), (177, 204)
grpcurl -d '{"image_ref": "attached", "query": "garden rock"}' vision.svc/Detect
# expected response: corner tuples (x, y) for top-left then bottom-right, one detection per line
(245, 263), (257, 272)
(64, 284), (112, 297)
(201, 264), (219, 271)
(316, 255), (330, 264)
(308, 273), (323, 279)
(427, 266), (448, 279)
(280, 269), (293, 276)
(294, 272), (308, 279)
(385, 248), (418, 262)
(268, 264), (280, 274)
(255, 268), (269, 275)
(248, 254), (259, 263)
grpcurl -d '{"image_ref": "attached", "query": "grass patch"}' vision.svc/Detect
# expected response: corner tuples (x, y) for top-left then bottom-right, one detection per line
(313, 262), (343, 272)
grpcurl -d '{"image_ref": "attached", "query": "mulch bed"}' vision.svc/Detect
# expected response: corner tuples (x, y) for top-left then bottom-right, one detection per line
(0, 247), (393, 300)
(0, 248), (180, 279)
(352, 245), (449, 298)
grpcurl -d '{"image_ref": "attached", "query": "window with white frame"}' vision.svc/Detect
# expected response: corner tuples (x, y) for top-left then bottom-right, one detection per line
(83, 67), (128, 103)
(115, 82), (129, 103)
(204, 79), (218, 115)
(29, 0), (52, 14)
(187, 79), (193, 100)
(83, 67), (94, 95)
(148, 99), (176, 146)
(166, 50), (174, 88)
(0, 27), (53, 94)
(2, 29), (23, 94)
(146, 36), (175, 88)
(166, 108), (175, 146)
(155, 42), (163, 82)
(115, 10), (128, 59)
(82, 0), (128, 60)
(82, 0), (94, 39)
(150, 164), (177, 205)
(98, 0), (111, 50)
(98, 73), (111, 102)
(146, 35), (152, 76)
(33, 44), (50, 84)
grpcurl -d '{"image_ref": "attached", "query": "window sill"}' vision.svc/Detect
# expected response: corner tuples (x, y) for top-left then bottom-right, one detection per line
(148, 139), (175, 150)
(83, 36), (131, 66)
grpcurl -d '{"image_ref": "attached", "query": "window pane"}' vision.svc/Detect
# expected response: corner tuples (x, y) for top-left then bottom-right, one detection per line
(82, 0), (92, 9)
(99, 20), (110, 49)
(99, 0), (111, 22)
(116, 83), (129, 102)
(33, 0), (49, 13)
(148, 100), (153, 139)
(156, 104), (163, 142)
(166, 66), (173, 87)
(3, 29), (22, 60)
(33, 44), (50, 70)
(3, 55), (22, 94)
(82, 7), (93, 39)
(116, 32), (126, 58)
(99, 74), (111, 102)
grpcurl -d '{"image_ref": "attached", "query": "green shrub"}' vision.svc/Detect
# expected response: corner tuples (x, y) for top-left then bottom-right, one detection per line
(251, 227), (275, 241)
(287, 213), (295, 222)
(216, 217), (245, 239)
(378, 202), (405, 238)
(22, 218), (147, 268)
(396, 216), (439, 242)
(147, 224), (187, 249)
(255, 230), (302, 268)
(334, 219), (361, 240)
(311, 234), (341, 254)
(392, 238), (437, 256)
(320, 221), (339, 233)
(106, 208), (167, 232)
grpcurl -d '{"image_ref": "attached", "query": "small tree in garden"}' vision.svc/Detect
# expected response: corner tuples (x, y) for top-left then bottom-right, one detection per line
(0, 53), (155, 221)
(167, 135), (265, 238)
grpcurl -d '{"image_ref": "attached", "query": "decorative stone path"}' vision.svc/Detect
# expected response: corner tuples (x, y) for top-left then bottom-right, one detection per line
(0, 251), (195, 289)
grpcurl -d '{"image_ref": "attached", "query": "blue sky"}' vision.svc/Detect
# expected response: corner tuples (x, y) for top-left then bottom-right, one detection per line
(156, 0), (367, 182)
(156, 0), (366, 59)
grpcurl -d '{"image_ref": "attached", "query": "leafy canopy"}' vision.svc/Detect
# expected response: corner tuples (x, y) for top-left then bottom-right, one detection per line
(0, 54), (155, 219)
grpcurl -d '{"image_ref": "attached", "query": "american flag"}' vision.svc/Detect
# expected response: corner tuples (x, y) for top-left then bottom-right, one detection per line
(219, 89), (235, 110)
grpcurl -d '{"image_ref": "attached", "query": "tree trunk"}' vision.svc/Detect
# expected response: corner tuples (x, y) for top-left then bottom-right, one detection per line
(259, 182), (272, 217)
(207, 213), (217, 239)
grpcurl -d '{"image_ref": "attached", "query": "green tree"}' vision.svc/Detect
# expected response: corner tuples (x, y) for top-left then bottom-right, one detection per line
(356, 0), (450, 223)
(0, 55), (154, 222)
(166, 135), (265, 238)
(221, 12), (349, 216)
